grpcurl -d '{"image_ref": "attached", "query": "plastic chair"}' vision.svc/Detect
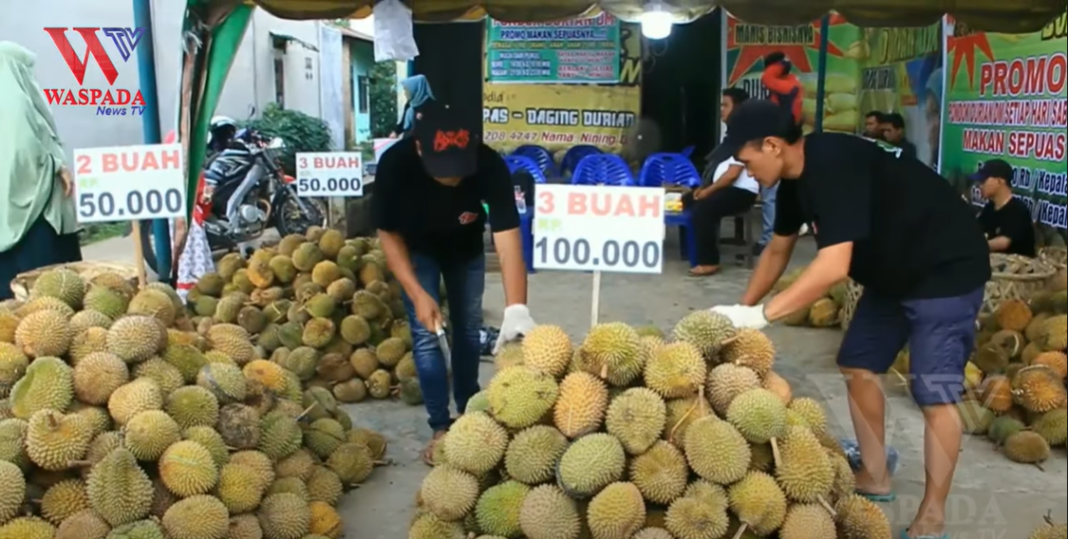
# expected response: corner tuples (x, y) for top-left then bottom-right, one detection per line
(570, 153), (635, 186)
(512, 145), (556, 177)
(680, 145), (695, 157)
(638, 153), (703, 267)
(560, 145), (603, 178)
(504, 155), (548, 184)
(638, 154), (701, 188)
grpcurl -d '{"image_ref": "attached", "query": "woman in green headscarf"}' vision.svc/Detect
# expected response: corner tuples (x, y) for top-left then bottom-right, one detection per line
(0, 41), (82, 300)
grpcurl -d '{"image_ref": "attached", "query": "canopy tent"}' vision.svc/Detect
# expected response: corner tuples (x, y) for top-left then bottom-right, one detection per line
(161, 0), (1064, 277)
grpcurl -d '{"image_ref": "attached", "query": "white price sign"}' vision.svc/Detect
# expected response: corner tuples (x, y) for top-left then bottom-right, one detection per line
(296, 152), (364, 197)
(73, 143), (186, 224)
(533, 185), (666, 273)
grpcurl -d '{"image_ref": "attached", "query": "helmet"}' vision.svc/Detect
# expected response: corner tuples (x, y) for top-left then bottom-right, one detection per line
(208, 116), (238, 149)
(210, 116), (237, 129)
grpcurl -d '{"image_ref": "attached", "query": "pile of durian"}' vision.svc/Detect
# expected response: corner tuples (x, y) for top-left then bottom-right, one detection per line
(1028, 513), (1067, 539)
(892, 288), (1067, 467)
(186, 227), (423, 407)
(772, 268), (852, 329)
(0, 266), (388, 538)
(409, 312), (894, 539)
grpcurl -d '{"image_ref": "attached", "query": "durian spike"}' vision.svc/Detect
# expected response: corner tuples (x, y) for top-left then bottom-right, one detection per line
(770, 437), (782, 468)
(817, 495), (837, 517)
(731, 523), (748, 539)
(668, 385), (705, 444)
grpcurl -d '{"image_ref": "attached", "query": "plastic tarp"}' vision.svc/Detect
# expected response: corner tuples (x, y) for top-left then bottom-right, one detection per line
(244, 0), (1065, 33)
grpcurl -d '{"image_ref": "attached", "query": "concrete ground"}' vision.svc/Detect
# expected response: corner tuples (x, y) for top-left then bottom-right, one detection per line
(83, 232), (1067, 539)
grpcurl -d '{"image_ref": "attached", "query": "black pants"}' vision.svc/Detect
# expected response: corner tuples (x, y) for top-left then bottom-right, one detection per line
(0, 215), (83, 301)
(684, 187), (757, 266)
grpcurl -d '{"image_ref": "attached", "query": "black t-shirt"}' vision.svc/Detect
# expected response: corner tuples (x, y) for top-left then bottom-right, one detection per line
(774, 133), (991, 299)
(978, 197), (1036, 257)
(371, 139), (520, 263)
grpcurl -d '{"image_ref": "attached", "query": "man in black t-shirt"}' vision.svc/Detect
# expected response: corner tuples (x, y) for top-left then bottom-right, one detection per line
(973, 159), (1036, 257)
(704, 100), (990, 539)
(372, 101), (535, 463)
(882, 112), (917, 161)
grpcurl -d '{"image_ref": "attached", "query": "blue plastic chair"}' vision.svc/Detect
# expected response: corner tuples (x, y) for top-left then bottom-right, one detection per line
(512, 145), (556, 177)
(680, 145), (695, 157)
(560, 145), (603, 178)
(504, 155), (548, 184)
(638, 154), (702, 267)
(570, 153), (635, 186)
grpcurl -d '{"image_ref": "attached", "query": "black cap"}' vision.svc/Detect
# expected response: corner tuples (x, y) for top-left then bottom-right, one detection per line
(413, 100), (480, 178)
(970, 159), (1014, 183)
(708, 99), (796, 165)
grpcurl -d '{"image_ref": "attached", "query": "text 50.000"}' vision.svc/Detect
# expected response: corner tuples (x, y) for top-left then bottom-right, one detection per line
(78, 188), (183, 221)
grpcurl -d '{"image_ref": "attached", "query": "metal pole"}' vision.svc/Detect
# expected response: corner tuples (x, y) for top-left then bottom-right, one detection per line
(133, 0), (172, 282)
(813, 14), (831, 132)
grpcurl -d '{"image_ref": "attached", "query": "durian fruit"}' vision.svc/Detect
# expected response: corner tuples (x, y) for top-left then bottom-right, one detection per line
(556, 433), (626, 497)
(987, 415), (1026, 445)
(486, 366), (559, 429)
(1013, 365), (1067, 413)
(726, 388), (787, 445)
(578, 322), (644, 386)
(728, 471), (787, 536)
(780, 503), (836, 539)
(775, 425), (834, 503)
(629, 440), (688, 505)
(14, 309), (73, 358)
(1027, 514), (1068, 539)
(604, 387), (667, 455)
(835, 493), (892, 539)
(1002, 431), (1051, 464)
(1030, 408), (1067, 447)
(762, 371), (792, 404)
(586, 482), (645, 539)
(807, 298), (839, 327)
(707, 363), (761, 416)
(957, 400), (995, 435)
(1031, 351), (1067, 379)
(521, 325), (573, 378)
(643, 342), (705, 398)
(720, 328), (775, 376)
(553, 371), (608, 438)
(979, 374), (1014, 414)
(672, 311), (736, 359)
(518, 484), (581, 539)
(683, 417), (750, 485)
(1037, 315), (1067, 351)
(996, 299), (1034, 332)
(504, 425), (567, 485)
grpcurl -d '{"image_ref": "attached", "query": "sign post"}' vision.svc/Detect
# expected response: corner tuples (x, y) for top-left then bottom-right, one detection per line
(532, 184), (666, 326)
(295, 152), (364, 228)
(73, 143), (187, 287)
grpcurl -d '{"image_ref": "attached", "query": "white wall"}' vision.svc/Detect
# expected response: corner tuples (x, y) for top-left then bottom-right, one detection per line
(0, 0), (323, 164)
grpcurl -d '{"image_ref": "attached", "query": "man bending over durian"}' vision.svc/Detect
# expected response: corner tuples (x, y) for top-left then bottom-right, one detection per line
(706, 100), (991, 539)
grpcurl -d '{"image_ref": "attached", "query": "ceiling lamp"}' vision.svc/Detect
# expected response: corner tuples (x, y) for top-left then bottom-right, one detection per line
(640, 2), (673, 39)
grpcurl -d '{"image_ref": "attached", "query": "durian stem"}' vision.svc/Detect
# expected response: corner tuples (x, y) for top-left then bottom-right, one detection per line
(296, 403), (318, 421)
(668, 385), (704, 444)
(599, 364), (608, 380)
(890, 368), (909, 389)
(817, 495), (836, 517)
(731, 523), (748, 539)
(68, 460), (92, 467)
(722, 335), (739, 346)
(770, 437), (782, 468)
(47, 413), (58, 428)
(1032, 462), (1045, 472)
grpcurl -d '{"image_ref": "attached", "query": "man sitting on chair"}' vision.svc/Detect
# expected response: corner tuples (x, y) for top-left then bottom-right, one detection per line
(686, 88), (760, 276)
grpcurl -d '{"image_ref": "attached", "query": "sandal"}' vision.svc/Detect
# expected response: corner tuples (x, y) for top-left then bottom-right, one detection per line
(688, 266), (720, 276)
(422, 430), (448, 466)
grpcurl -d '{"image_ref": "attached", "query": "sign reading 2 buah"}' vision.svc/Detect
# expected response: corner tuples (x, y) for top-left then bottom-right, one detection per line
(74, 144), (186, 223)
(533, 185), (665, 273)
(42, 27), (147, 116)
(296, 152), (364, 197)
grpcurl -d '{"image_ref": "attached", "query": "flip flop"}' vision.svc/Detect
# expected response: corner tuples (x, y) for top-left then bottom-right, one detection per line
(901, 529), (949, 539)
(856, 490), (896, 502)
(688, 267), (719, 276)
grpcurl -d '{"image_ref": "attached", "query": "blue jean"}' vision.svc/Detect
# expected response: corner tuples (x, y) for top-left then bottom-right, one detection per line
(759, 183), (777, 245)
(401, 253), (485, 432)
(837, 287), (983, 407)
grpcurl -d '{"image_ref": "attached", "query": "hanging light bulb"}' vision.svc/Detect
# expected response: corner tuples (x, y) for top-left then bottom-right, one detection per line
(640, 2), (673, 39)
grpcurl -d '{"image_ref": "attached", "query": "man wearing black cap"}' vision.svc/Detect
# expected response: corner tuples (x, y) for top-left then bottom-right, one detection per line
(371, 100), (535, 464)
(973, 159), (1036, 257)
(705, 99), (990, 539)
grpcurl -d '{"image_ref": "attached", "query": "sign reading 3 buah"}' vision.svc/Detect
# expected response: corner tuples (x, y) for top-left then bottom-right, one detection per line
(533, 185), (665, 273)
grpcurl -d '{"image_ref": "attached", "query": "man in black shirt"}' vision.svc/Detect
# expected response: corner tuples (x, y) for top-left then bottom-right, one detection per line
(882, 112), (917, 161)
(372, 101), (535, 463)
(973, 159), (1036, 257)
(863, 111), (884, 139)
(705, 100), (990, 539)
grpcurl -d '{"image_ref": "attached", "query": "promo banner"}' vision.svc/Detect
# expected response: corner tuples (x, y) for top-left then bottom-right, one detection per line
(723, 15), (863, 135)
(940, 14), (1067, 238)
(483, 23), (640, 155)
(858, 24), (944, 168)
(485, 12), (621, 84)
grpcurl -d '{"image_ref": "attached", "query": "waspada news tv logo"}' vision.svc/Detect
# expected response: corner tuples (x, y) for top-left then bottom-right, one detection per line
(42, 27), (147, 116)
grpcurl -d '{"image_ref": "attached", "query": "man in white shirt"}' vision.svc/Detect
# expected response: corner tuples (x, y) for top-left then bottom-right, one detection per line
(686, 88), (759, 276)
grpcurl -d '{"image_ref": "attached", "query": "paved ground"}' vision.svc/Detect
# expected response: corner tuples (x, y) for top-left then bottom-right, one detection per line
(84, 232), (1067, 539)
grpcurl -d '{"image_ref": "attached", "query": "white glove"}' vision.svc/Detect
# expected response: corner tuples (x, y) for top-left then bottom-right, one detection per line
(495, 304), (536, 354)
(710, 304), (769, 330)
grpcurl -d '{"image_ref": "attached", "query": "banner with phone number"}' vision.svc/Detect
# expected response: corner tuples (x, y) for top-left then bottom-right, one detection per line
(939, 15), (1067, 239)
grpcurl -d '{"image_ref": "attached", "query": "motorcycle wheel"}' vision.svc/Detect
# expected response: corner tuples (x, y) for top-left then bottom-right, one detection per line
(274, 195), (327, 237)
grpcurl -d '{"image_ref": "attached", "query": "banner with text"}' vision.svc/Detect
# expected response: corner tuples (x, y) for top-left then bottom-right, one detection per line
(858, 24), (944, 168)
(723, 15), (862, 135)
(940, 14), (1067, 238)
(486, 13), (621, 84)
(484, 22), (640, 154)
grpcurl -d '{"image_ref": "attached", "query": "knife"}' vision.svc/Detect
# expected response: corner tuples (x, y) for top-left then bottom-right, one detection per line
(435, 324), (451, 364)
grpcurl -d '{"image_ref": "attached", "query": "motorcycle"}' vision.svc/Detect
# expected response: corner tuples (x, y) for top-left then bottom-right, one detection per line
(137, 126), (326, 276)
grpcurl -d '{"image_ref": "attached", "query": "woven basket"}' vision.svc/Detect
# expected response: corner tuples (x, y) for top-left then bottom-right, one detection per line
(839, 279), (864, 332)
(1039, 246), (1066, 271)
(10, 261), (138, 302)
(982, 253), (1057, 315)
